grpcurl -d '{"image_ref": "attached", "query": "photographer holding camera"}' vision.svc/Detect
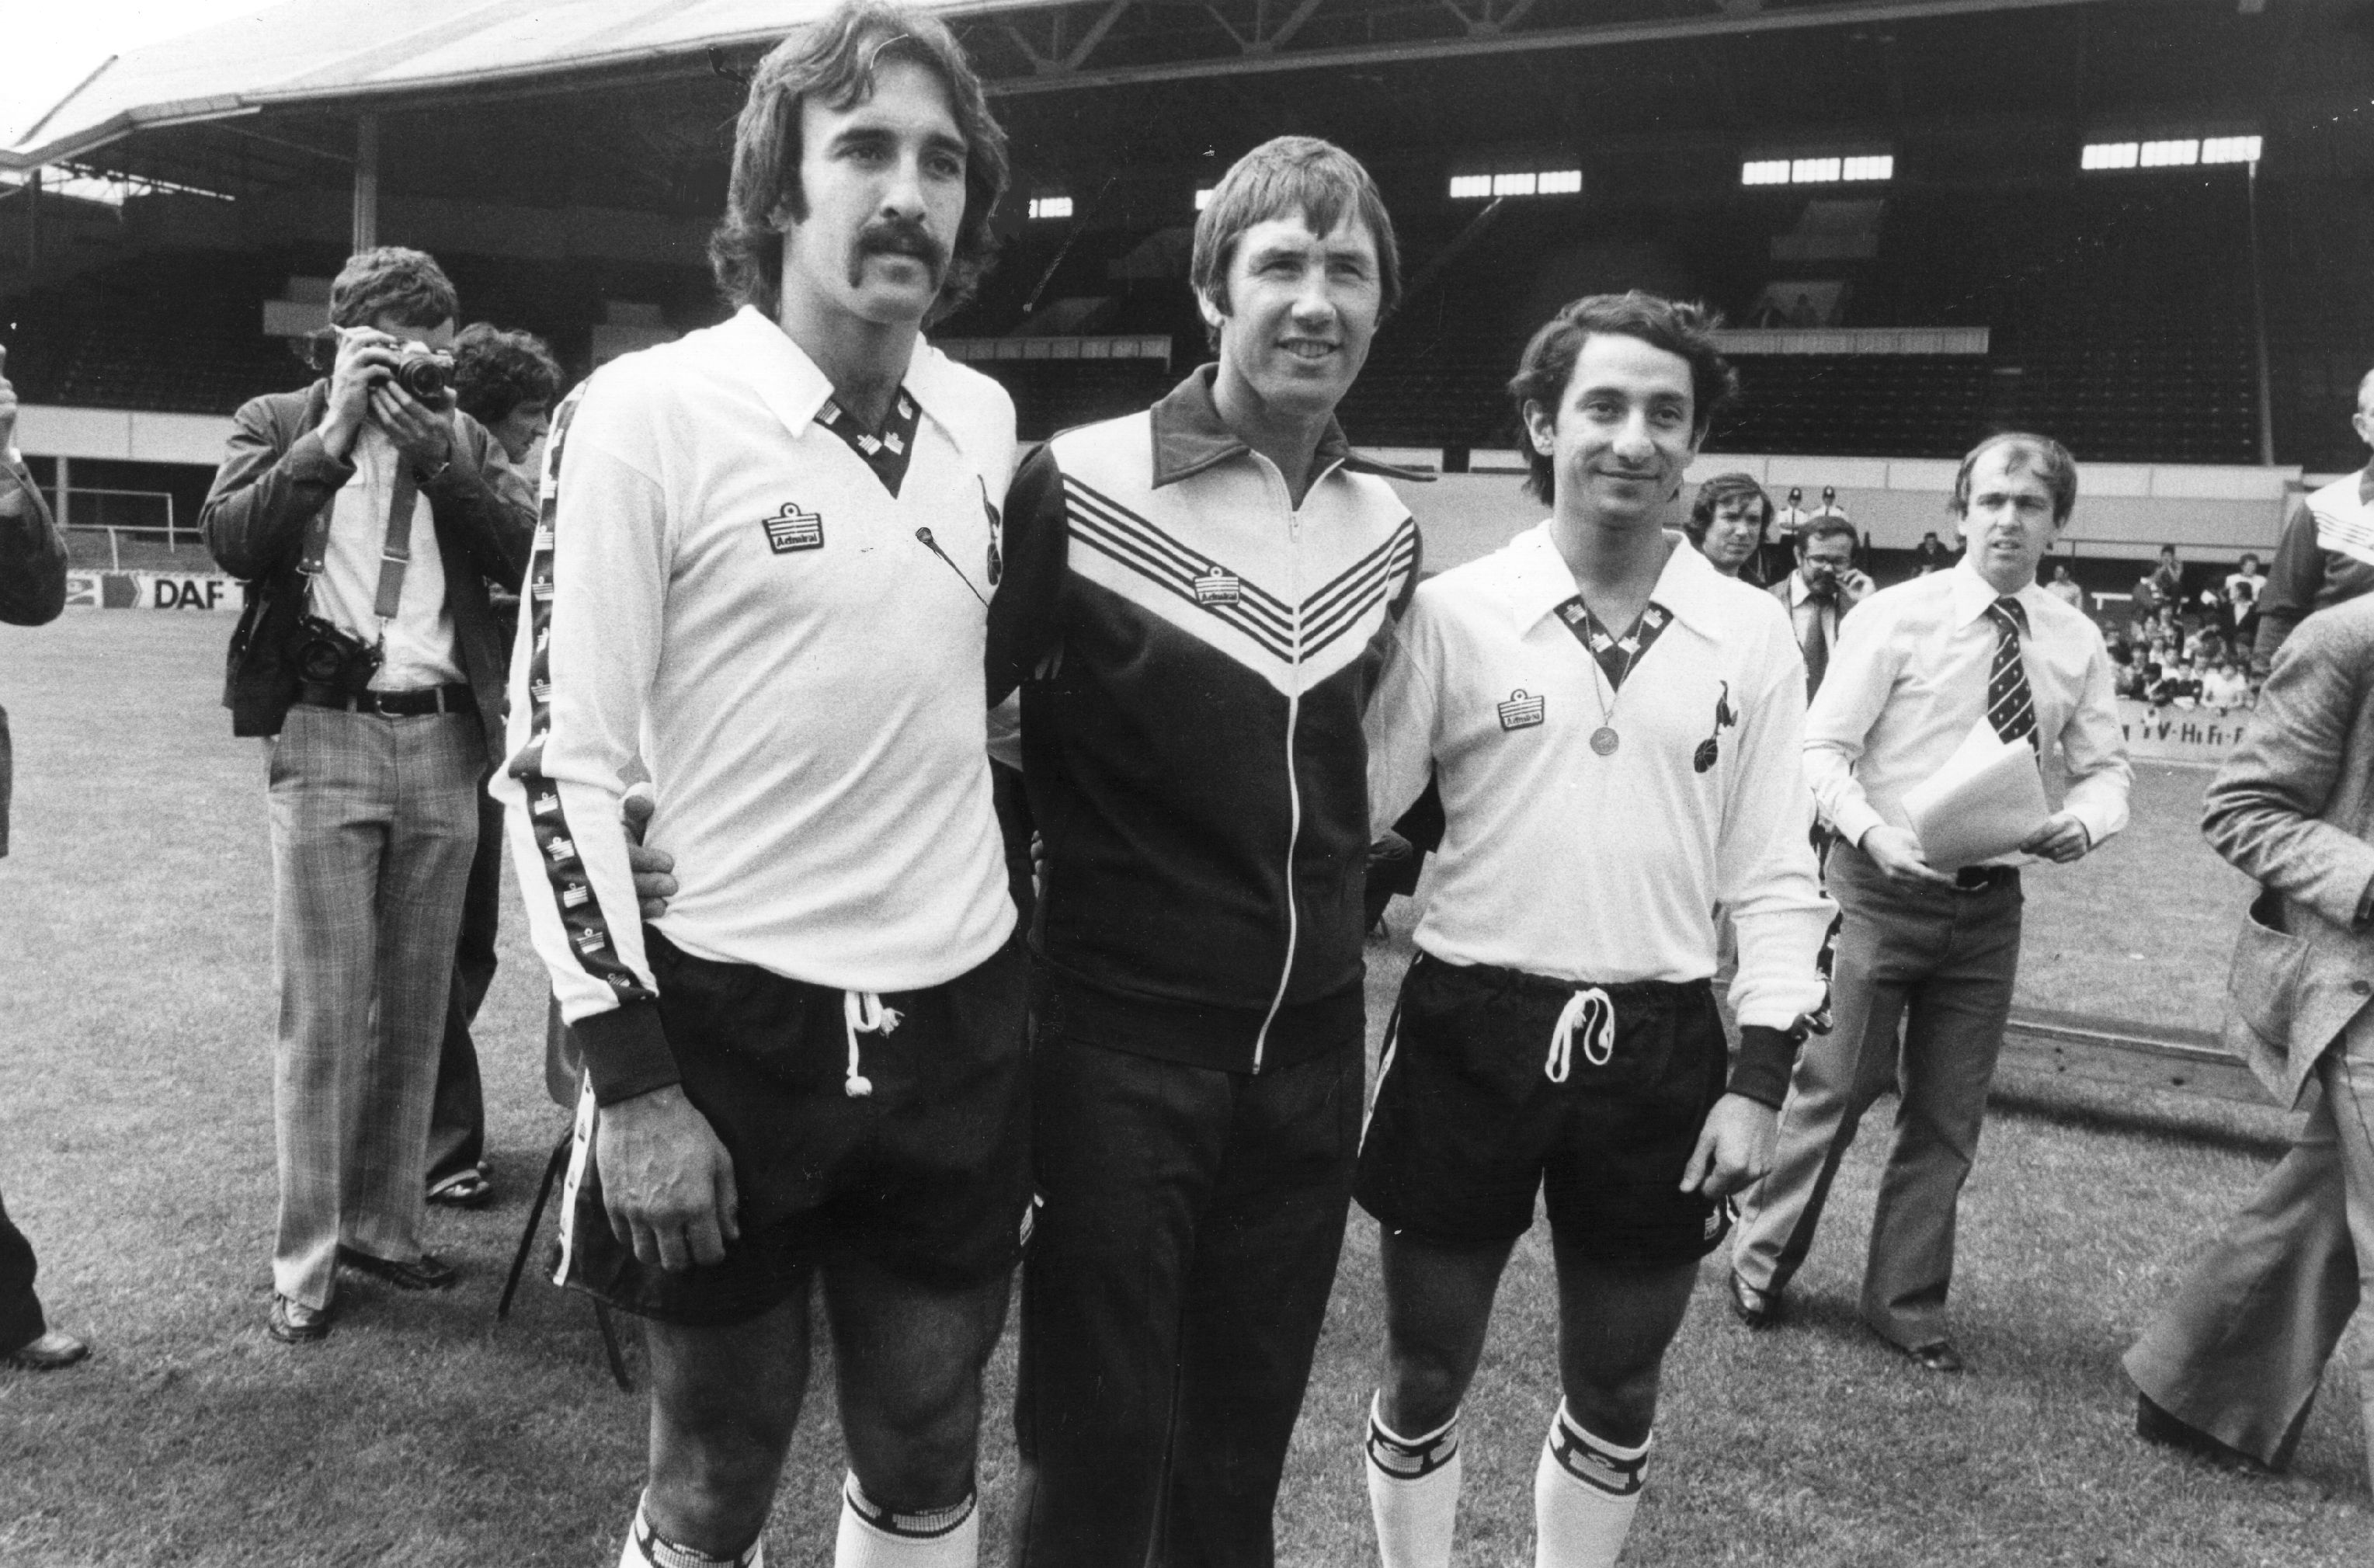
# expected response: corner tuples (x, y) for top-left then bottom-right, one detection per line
(202, 247), (536, 1344)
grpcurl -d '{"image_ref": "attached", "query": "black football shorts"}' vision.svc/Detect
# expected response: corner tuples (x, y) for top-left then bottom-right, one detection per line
(1356, 952), (1732, 1264)
(555, 929), (1031, 1326)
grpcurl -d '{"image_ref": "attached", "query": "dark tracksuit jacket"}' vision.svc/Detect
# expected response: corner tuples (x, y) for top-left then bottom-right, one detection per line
(985, 365), (1420, 1565)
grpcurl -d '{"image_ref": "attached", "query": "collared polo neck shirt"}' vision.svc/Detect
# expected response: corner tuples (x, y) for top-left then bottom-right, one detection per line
(1803, 555), (2131, 860)
(497, 307), (1020, 1100)
(1366, 523), (1833, 1034)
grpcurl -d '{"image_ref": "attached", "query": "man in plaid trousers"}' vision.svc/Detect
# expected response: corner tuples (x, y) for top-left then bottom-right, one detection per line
(202, 247), (535, 1344)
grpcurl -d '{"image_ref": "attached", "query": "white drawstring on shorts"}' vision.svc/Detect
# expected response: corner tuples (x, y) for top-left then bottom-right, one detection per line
(841, 990), (901, 1098)
(1546, 988), (1616, 1083)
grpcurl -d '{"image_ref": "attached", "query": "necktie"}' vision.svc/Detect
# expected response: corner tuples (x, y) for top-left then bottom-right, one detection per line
(1986, 596), (2039, 748)
(1800, 587), (1833, 697)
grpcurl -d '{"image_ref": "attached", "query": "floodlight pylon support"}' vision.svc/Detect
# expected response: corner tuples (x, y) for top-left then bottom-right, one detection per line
(352, 113), (380, 254)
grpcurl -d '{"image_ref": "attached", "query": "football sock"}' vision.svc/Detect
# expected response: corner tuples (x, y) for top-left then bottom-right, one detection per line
(833, 1472), (978, 1567)
(618, 1496), (766, 1568)
(1533, 1402), (1649, 1568)
(1364, 1391), (1462, 1568)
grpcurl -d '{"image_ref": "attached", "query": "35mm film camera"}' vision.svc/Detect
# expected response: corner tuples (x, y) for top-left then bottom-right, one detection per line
(308, 326), (456, 402)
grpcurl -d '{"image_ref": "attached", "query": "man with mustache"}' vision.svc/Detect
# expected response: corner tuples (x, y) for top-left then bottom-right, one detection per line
(1728, 433), (2131, 1374)
(495, 6), (1024, 1564)
(987, 137), (1418, 1566)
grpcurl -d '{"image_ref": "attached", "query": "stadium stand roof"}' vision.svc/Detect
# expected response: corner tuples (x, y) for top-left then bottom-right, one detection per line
(4, 0), (2153, 174)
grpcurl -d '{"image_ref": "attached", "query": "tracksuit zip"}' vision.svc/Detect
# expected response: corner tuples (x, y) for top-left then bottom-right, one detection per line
(1250, 457), (1340, 1072)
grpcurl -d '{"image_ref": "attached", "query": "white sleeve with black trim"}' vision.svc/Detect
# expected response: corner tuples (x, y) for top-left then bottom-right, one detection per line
(492, 377), (677, 1104)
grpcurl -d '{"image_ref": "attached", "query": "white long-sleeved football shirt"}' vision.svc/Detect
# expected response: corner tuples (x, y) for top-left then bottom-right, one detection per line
(1367, 524), (1834, 1034)
(494, 308), (1018, 1101)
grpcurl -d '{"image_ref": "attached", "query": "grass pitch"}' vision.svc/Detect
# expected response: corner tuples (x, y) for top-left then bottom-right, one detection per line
(0, 613), (2363, 1566)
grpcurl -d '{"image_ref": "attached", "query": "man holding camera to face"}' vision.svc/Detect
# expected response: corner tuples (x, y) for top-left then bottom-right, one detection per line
(201, 246), (535, 1344)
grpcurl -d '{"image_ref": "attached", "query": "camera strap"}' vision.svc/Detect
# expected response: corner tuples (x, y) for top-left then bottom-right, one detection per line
(370, 465), (421, 623)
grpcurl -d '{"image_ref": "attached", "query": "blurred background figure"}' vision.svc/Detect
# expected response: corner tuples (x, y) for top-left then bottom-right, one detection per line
(0, 342), (90, 1373)
(1685, 471), (1771, 583)
(422, 322), (564, 1210)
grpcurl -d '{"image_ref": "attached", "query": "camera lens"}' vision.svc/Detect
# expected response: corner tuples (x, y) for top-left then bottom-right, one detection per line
(395, 355), (451, 401)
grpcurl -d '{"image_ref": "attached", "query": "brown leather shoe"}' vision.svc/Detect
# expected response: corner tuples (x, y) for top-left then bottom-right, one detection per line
(1728, 1271), (1781, 1329)
(5, 1329), (90, 1370)
(2136, 1393), (2277, 1474)
(268, 1295), (332, 1344)
(336, 1245), (460, 1292)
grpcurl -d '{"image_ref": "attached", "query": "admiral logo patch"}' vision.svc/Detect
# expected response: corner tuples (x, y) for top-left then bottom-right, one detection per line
(531, 579), (554, 601)
(573, 928), (607, 954)
(1497, 688), (1546, 730)
(545, 836), (575, 862)
(530, 680), (551, 704)
(763, 503), (826, 554)
(532, 791), (560, 817)
(1193, 567), (1241, 605)
(561, 883), (591, 907)
(532, 526), (554, 551)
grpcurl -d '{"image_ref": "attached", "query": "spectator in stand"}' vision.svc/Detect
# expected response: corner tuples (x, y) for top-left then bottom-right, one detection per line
(2192, 621), (2230, 671)
(0, 346), (90, 1374)
(2112, 654), (2146, 701)
(2253, 369), (2374, 676)
(414, 324), (565, 1212)
(2201, 659), (2250, 712)
(1913, 530), (1953, 575)
(1684, 471), (1771, 582)
(201, 247), (536, 1344)
(2044, 562), (2084, 610)
(2231, 576), (2261, 655)
(2226, 552), (2267, 634)
(2150, 544), (2185, 612)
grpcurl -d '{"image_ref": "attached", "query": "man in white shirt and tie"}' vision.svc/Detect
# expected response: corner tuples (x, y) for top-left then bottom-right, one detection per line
(1768, 510), (1872, 701)
(1727, 432), (2132, 1372)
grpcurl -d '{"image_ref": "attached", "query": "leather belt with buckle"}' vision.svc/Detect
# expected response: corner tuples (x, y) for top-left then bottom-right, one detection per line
(297, 682), (477, 718)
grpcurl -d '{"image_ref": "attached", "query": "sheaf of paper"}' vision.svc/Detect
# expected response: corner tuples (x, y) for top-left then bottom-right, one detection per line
(1901, 720), (2050, 870)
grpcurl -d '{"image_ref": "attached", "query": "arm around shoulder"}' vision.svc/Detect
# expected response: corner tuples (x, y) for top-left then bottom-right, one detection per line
(985, 441), (1068, 706)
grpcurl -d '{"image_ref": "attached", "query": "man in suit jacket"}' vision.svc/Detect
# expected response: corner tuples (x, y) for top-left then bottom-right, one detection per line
(2125, 593), (2374, 1491)
(1767, 511), (1873, 700)
(203, 246), (533, 1344)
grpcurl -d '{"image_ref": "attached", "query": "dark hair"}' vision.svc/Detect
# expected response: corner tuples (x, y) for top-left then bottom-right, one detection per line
(328, 246), (457, 330)
(450, 324), (562, 427)
(2239, 551), (2260, 570)
(1507, 292), (1738, 505)
(1801, 513), (1858, 551)
(1190, 136), (1400, 343)
(2159, 543), (2178, 559)
(1684, 472), (1770, 546)
(709, 0), (1008, 325)
(1950, 431), (2078, 525)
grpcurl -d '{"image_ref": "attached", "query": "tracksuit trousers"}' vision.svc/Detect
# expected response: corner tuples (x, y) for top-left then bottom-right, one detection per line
(1013, 1027), (1362, 1568)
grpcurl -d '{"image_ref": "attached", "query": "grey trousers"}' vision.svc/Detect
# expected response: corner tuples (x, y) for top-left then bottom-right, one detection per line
(2125, 1013), (2374, 1486)
(268, 705), (483, 1309)
(1731, 841), (2023, 1349)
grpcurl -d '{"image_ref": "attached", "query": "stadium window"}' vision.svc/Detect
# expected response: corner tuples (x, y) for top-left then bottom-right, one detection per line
(1450, 169), (1577, 200)
(2201, 135), (2262, 165)
(2081, 141), (2140, 170)
(1743, 155), (1886, 186)
(1790, 157), (1842, 184)
(1840, 154), (1893, 182)
(1028, 195), (1073, 221)
(1194, 186), (1215, 210)
(2139, 139), (2200, 168)
(1740, 159), (1792, 186)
